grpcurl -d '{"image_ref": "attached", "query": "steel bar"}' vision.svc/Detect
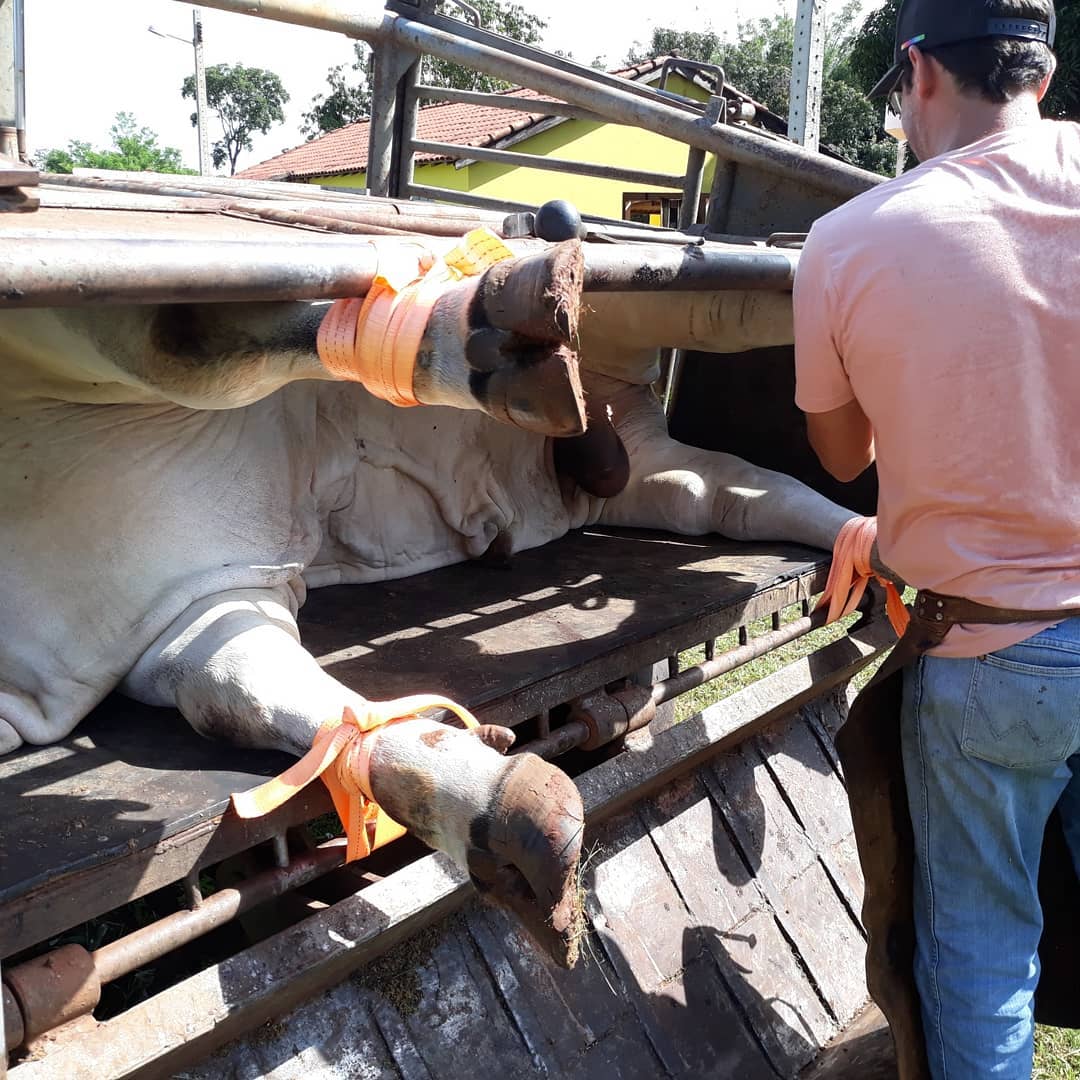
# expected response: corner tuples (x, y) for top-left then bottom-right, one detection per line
(0, 237), (381, 307)
(177, 0), (881, 198)
(222, 204), (413, 235)
(396, 59), (422, 197)
(521, 609), (829, 759)
(652, 609), (828, 706)
(92, 842), (346, 985)
(0, 235), (800, 308)
(406, 180), (541, 215)
(679, 96), (724, 232)
(0, 235), (800, 307)
(369, 42), (419, 197)
(390, 3), (705, 116)
(410, 138), (686, 188)
(581, 243), (798, 293)
(415, 84), (606, 123)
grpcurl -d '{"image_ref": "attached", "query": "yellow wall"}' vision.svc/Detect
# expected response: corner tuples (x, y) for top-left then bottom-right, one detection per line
(310, 75), (718, 221)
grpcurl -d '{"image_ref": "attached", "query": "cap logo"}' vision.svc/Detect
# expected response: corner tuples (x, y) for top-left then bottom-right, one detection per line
(901, 33), (927, 51)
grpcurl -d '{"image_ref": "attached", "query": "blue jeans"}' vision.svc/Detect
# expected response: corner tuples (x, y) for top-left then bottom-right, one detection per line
(902, 618), (1080, 1079)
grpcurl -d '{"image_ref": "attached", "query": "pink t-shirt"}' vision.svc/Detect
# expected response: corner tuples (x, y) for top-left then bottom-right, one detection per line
(794, 120), (1080, 658)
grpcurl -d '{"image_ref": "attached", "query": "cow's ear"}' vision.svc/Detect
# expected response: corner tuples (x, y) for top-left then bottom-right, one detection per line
(472, 724), (516, 754)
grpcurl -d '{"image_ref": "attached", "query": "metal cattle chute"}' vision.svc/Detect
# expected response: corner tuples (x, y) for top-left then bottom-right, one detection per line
(1, 5), (893, 1077)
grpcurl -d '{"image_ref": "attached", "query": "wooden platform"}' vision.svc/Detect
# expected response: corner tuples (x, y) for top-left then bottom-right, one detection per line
(0, 530), (829, 957)
(189, 692), (894, 1080)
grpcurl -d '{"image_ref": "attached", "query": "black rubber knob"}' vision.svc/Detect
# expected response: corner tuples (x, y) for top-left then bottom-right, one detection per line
(534, 199), (586, 242)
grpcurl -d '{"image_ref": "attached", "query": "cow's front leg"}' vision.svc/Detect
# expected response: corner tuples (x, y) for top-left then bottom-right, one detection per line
(122, 587), (584, 965)
(591, 376), (857, 551)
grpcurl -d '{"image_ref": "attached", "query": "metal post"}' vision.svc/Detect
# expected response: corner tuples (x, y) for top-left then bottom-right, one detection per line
(0, 0), (16, 159)
(368, 43), (418, 197)
(192, 8), (211, 175)
(678, 95), (725, 232)
(788, 0), (825, 152)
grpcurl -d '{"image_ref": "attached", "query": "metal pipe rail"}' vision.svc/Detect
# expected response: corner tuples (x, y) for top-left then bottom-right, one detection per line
(0, 237), (799, 307)
(174, 0), (881, 199)
(414, 85), (606, 123)
(409, 138), (688, 190)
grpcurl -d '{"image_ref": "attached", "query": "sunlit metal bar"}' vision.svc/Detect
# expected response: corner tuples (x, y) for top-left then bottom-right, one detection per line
(522, 609), (831, 760)
(0, 236), (800, 307)
(410, 138), (686, 188)
(415, 85), (606, 123)
(175, 0), (880, 198)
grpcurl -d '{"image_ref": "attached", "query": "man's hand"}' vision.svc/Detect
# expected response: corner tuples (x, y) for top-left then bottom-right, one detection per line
(805, 399), (875, 482)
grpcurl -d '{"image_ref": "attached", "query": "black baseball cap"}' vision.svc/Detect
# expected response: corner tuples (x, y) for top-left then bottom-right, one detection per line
(868, 0), (1057, 100)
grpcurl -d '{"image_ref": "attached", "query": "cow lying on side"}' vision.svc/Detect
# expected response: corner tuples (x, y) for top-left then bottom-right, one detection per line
(0, 241), (858, 964)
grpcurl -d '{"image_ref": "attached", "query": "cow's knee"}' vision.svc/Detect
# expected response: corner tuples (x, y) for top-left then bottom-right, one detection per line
(121, 585), (355, 756)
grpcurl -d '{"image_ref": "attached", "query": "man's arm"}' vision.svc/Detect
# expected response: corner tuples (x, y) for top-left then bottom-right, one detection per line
(805, 399), (876, 483)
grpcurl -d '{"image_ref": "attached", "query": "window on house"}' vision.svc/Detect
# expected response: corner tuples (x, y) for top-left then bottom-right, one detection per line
(623, 192), (708, 228)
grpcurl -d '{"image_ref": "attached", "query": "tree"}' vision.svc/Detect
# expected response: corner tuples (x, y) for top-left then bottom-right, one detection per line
(40, 112), (194, 174)
(183, 63), (289, 174)
(627, 7), (896, 176)
(849, 0), (1080, 121)
(423, 0), (546, 93)
(302, 44), (373, 138)
(301, 0), (547, 138)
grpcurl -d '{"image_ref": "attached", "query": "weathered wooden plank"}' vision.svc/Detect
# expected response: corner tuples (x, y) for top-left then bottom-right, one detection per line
(641, 739), (840, 1076)
(703, 910), (836, 1076)
(638, 771), (758, 932)
(588, 810), (694, 994)
(754, 712), (865, 915)
(391, 927), (535, 1077)
(465, 906), (636, 1077)
(803, 1004), (896, 1080)
(705, 739), (869, 1025)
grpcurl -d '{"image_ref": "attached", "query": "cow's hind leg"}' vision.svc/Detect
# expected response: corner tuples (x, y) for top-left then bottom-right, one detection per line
(122, 587), (584, 965)
(593, 376), (857, 550)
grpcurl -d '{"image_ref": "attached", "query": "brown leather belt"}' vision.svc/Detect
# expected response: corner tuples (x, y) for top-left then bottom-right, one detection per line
(910, 588), (1080, 651)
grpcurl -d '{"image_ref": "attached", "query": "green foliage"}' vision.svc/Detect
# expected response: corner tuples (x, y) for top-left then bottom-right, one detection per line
(628, 6), (898, 176)
(183, 63), (289, 174)
(302, 0), (547, 138)
(39, 113), (194, 175)
(302, 44), (373, 138)
(850, 0), (1080, 121)
(424, 0), (546, 93)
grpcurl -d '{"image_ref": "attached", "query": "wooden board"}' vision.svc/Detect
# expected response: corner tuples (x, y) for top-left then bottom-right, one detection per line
(0, 530), (827, 957)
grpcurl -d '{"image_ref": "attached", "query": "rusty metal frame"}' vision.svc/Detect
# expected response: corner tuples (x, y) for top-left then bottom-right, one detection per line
(6, 613), (893, 1079)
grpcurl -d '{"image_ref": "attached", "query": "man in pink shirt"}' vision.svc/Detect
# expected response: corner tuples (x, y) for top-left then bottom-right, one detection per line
(794, 1), (1079, 1076)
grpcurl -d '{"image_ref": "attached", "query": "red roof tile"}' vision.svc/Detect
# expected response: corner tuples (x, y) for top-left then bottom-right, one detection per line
(238, 57), (671, 182)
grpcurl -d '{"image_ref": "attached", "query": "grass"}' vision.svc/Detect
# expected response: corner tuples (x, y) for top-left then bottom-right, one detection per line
(1034, 1027), (1080, 1079)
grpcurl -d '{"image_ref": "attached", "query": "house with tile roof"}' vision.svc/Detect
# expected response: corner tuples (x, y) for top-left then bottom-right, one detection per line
(238, 57), (789, 226)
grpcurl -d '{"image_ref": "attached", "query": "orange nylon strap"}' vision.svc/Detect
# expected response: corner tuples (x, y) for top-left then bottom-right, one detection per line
(316, 228), (515, 408)
(816, 516), (910, 637)
(231, 696), (480, 863)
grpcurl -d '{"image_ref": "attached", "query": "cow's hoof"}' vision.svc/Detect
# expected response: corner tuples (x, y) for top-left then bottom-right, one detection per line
(467, 754), (585, 968)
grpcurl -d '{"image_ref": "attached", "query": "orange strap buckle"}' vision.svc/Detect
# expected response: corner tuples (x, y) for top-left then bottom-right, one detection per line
(316, 228), (515, 408)
(816, 516), (910, 637)
(231, 695), (480, 863)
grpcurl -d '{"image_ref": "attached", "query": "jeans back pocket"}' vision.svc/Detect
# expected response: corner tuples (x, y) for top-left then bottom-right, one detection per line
(962, 637), (1080, 769)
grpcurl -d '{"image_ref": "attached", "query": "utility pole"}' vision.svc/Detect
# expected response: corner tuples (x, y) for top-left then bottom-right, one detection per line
(148, 8), (211, 174)
(788, 0), (825, 153)
(191, 9), (211, 175)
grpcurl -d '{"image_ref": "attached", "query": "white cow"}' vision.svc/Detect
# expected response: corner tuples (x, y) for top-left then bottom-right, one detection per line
(0, 241), (857, 963)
